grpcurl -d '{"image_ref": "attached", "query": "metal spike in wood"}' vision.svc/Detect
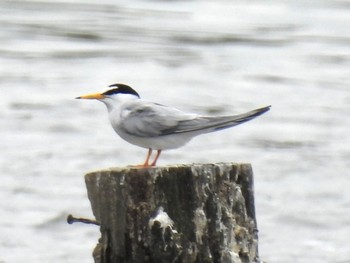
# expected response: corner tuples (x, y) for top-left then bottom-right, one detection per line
(84, 163), (261, 263)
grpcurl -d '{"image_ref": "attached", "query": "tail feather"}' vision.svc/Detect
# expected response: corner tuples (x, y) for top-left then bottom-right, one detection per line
(211, 105), (271, 132)
(166, 105), (271, 135)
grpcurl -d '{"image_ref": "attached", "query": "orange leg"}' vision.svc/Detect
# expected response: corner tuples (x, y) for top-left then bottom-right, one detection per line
(150, 150), (162, 166)
(142, 148), (152, 167)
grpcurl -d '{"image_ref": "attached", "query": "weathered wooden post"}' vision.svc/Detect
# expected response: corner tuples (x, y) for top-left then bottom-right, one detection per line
(84, 163), (261, 263)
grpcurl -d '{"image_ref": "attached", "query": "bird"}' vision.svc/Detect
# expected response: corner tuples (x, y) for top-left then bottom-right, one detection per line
(76, 83), (270, 167)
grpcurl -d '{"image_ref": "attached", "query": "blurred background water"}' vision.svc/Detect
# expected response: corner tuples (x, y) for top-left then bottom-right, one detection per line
(1, 0), (349, 262)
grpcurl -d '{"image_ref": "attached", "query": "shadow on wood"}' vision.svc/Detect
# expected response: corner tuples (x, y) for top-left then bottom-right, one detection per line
(85, 163), (260, 263)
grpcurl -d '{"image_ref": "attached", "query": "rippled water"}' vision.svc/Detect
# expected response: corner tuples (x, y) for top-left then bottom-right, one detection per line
(1, 0), (349, 262)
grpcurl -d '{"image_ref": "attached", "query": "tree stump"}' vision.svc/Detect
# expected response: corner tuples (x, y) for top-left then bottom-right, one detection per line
(85, 163), (260, 263)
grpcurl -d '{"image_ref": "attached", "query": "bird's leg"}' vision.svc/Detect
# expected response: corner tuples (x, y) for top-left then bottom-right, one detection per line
(150, 150), (162, 166)
(142, 148), (152, 167)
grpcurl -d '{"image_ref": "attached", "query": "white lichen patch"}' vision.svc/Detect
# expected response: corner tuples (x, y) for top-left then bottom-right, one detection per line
(221, 249), (242, 263)
(193, 207), (207, 244)
(148, 206), (174, 230)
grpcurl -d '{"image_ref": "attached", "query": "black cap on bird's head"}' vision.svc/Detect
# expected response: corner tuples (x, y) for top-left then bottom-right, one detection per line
(103, 84), (140, 98)
(76, 83), (140, 100)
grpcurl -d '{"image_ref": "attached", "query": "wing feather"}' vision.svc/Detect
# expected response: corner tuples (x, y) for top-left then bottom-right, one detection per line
(160, 105), (271, 135)
(119, 102), (197, 137)
(119, 101), (270, 137)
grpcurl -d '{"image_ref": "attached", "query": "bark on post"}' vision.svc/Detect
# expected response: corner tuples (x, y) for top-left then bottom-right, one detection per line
(85, 163), (260, 263)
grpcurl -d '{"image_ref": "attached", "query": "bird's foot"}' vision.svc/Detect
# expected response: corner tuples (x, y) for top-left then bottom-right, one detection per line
(128, 149), (161, 168)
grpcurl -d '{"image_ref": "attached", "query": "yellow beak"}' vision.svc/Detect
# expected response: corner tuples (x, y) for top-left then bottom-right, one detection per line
(75, 93), (106, 100)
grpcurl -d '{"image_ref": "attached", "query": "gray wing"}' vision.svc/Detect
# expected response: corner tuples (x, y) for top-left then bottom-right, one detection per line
(163, 105), (271, 135)
(120, 102), (270, 137)
(119, 101), (198, 137)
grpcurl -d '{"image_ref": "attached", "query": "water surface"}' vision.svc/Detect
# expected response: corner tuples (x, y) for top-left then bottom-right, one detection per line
(1, 0), (349, 262)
